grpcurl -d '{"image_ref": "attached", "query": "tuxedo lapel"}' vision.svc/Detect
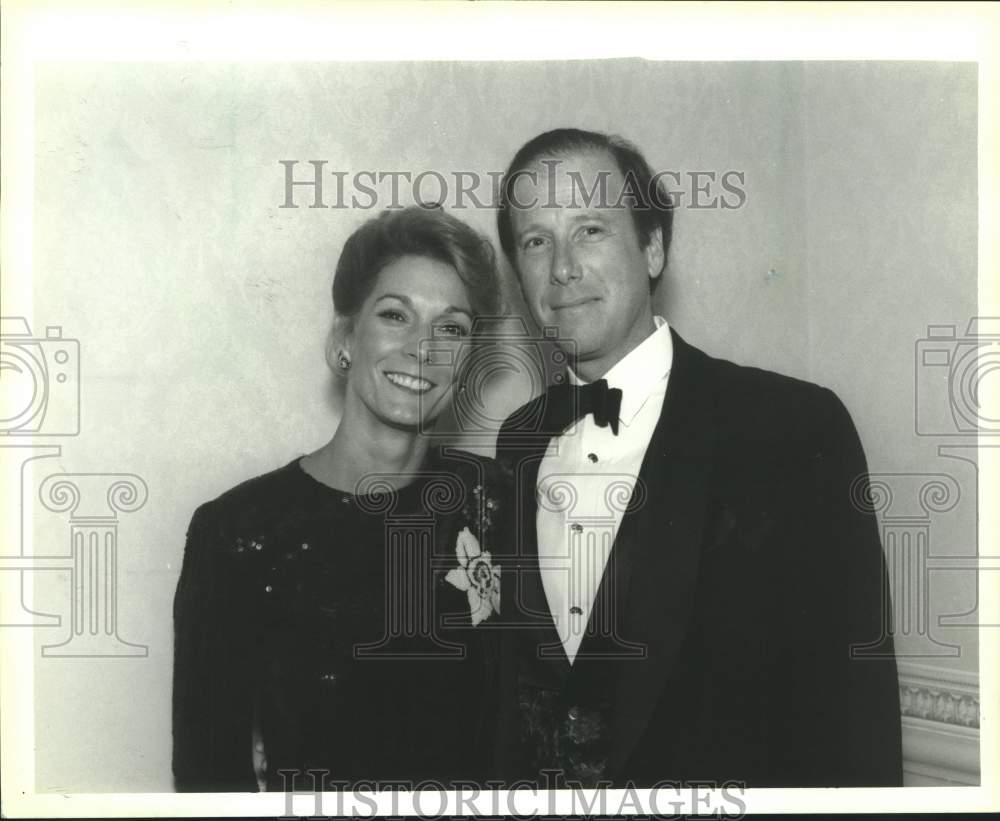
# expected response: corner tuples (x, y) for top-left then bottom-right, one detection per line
(575, 489), (644, 660)
(608, 330), (718, 776)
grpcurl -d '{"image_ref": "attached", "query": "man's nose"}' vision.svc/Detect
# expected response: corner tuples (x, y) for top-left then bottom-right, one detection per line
(550, 241), (581, 285)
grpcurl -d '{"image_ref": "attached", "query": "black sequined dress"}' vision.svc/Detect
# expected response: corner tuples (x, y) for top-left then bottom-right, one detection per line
(172, 450), (506, 791)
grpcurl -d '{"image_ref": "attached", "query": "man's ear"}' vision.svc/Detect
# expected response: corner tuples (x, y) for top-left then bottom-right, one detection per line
(644, 227), (665, 282)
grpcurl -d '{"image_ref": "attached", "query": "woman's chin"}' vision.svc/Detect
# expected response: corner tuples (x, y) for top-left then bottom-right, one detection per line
(364, 387), (454, 434)
(377, 405), (444, 433)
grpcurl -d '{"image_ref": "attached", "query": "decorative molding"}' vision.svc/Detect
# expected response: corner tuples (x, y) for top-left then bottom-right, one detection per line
(897, 661), (980, 728)
(900, 683), (979, 728)
(896, 662), (979, 786)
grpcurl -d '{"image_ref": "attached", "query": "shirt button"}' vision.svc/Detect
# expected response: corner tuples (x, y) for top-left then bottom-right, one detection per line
(301, 542), (310, 550)
(570, 523), (583, 533)
(587, 453), (599, 463)
(569, 606), (583, 616)
(567, 707), (580, 721)
(264, 584), (273, 593)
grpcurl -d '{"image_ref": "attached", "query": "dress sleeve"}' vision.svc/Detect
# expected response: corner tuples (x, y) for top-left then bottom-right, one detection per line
(172, 503), (258, 792)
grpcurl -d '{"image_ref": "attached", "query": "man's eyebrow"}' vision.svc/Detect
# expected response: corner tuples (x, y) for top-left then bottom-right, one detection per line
(567, 210), (613, 222)
(516, 211), (612, 236)
(514, 220), (547, 236)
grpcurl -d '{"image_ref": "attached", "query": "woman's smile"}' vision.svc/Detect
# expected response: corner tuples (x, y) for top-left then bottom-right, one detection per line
(383, 370), (435, 394)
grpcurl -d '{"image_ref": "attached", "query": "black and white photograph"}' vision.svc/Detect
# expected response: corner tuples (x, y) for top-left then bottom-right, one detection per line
(1, 1), (997, 817)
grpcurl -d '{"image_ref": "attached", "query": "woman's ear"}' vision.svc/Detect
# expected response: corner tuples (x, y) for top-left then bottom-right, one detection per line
(325, 316), (353, 377)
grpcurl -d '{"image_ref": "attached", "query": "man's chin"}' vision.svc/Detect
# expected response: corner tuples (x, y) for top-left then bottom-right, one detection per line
(547, 318), (600, 347)
(555, 329), (603, 361)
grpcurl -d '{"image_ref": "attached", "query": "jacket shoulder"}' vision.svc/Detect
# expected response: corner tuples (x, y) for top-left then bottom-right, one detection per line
(681, 337), (849, 444)
(187, 459), (303, 535)
(497, 393), (549, 440)
(713, 353), (835, 404)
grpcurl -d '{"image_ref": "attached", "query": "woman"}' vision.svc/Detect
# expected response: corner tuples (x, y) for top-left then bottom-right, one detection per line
(172, 206), (508, 792)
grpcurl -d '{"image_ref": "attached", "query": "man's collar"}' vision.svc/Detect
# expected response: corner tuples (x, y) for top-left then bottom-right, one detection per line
(567, 315), (673, 425)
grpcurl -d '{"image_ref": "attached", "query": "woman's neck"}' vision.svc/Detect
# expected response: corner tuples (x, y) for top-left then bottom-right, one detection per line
(303, 406), (432, 495)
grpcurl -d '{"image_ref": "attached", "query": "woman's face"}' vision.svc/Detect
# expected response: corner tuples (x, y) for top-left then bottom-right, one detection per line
(343, 254), (474, 431)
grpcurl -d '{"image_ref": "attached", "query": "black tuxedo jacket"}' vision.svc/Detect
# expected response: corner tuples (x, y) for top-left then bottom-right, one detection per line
(493, 329), (903, 788)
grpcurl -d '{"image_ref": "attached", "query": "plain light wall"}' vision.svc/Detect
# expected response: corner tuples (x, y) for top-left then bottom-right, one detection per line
(799, 62), (979, 666)
(27, 60), (977, 791)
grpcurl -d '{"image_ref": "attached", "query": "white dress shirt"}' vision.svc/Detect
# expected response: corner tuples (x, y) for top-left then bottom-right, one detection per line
(536, 315), (673, 663)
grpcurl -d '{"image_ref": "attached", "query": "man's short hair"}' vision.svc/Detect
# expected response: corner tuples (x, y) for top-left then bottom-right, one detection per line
(496, 128), (674, 282)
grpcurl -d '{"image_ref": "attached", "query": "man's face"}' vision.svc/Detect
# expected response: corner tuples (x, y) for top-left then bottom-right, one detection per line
(509, 150), (664, 380)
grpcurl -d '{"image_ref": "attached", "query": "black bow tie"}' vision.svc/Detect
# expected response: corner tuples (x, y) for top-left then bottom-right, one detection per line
(544, 378), (623, 436)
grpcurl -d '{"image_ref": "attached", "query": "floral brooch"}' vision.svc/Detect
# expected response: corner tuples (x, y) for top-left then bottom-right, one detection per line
(445, 526), (500, 626)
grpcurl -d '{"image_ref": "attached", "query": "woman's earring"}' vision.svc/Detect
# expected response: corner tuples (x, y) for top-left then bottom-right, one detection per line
(338, 352), (352, 371)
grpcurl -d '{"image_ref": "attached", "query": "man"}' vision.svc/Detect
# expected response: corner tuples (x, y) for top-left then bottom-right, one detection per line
(491, 128), (902, 788)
